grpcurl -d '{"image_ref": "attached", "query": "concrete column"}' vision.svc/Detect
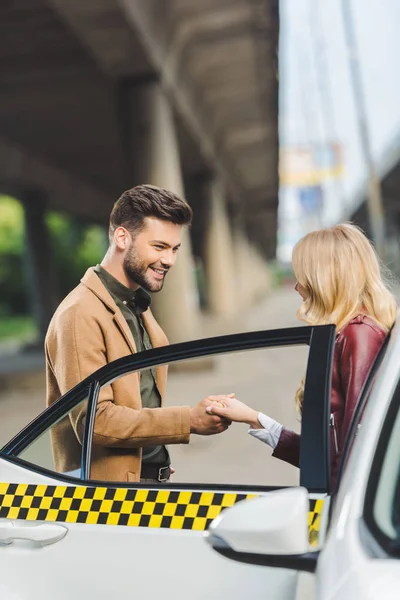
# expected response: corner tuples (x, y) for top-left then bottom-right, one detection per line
(20, 190), (58, 342)
(245, 206), (278, 261)
(204, 179), (237, 317)
(233, 228), (272, 309)
(130, 83), (200, 342)
(233, 229), (255, 309)
(249, 243), (272, 301)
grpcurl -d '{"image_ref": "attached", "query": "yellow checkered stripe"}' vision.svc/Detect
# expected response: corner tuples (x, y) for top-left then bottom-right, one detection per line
(308, 498), (324, 547)
(0, 482), (324, 538)
(0, 483), (256, 531)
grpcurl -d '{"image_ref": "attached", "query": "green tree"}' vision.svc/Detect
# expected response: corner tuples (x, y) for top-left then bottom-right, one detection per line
(0, 196), (107, 319)
(46, 211), (107, 299)
(0, 196), (27, 316)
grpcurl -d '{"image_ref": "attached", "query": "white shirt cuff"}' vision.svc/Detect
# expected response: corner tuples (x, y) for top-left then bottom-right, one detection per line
(248, 412), (283, 449)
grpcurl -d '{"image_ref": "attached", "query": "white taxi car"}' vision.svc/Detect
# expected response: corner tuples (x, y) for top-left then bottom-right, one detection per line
(0, 320), (394, 599)
(207, 318), (400, 599)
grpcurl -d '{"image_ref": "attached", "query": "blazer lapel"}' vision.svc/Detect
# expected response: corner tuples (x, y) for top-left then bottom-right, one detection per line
(81, 268), (168, 387)
(142, 309), (169, 399)
(81, 267), (137, 354)
(113, 311), (137, 354)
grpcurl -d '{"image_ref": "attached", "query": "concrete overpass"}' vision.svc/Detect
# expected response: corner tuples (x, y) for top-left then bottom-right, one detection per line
(0, 0), (279, 342)
(350, 135), (400, 274)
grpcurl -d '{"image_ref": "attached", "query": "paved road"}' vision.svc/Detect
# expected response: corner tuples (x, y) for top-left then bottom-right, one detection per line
(0, 286), (307, 487)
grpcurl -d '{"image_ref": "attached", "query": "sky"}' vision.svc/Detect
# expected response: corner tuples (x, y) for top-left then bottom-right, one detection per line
(277, 0), (400, 260)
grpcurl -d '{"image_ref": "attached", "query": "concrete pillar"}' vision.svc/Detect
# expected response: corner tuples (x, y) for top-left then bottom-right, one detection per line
(249, 243), (272, 301)
(20, 190), (58, 342)
(233, 229), (255, 309)
(204, 179), (237, 317)
(233, 228), (272, 309)
(241, 206), (274, 303)
(245, 208), (278, 260)
(130, 83), (200, 342)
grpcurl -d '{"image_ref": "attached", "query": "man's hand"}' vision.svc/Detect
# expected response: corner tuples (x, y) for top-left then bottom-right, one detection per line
(190, 395), (233, 435)
(206, 395), (261, 428)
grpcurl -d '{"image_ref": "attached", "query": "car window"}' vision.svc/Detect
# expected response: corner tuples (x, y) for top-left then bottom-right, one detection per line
(7, 390), (91, 480)
(373, 408), (400, 540)
(85, 345), (309, 487)
(364, 378), (400, 554)
(1, 325), (335, 493)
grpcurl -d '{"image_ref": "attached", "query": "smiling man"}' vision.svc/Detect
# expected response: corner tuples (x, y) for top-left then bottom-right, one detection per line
(45, 185), (231, 484)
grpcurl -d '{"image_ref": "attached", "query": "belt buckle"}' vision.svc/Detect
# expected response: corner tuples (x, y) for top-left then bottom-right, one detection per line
(158, 466), (170, 482)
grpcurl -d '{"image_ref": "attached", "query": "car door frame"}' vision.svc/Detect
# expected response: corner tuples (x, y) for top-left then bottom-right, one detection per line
(1, 324), (335, 495)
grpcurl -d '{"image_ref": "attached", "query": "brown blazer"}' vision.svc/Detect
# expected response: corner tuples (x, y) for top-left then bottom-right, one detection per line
(45, 267), (191, 483)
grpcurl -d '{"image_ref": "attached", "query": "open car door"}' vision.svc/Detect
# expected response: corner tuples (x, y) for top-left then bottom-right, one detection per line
(0, 324), (335, 600)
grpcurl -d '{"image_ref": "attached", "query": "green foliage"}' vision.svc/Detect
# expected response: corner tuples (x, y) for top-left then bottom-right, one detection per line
(0, 196), (107, 320)
(0, 196), (27, 316)
(0, 196), (24, 253)
(46, 211), (107, 298)
(0, 315), (37, 342)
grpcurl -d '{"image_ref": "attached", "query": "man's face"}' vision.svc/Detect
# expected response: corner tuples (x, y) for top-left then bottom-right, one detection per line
(122, 217), (182, 292)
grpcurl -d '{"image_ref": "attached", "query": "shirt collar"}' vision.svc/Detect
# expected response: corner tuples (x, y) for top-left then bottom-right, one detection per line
(94, 265), (151, 315)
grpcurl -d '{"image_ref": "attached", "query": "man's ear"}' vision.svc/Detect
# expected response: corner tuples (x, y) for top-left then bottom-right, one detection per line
(113, 226), (131, 251)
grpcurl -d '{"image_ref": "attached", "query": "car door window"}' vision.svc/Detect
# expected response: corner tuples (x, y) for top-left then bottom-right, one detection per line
(364, 378), (400, 554)
(1, 325), (335, 493)
(2, 384), (94, 480)
(83, 326), (334, 492)
(86, 345), (310, 488)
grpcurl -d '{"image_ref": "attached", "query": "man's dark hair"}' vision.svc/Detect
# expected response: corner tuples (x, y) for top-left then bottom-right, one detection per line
(109, 184), (192, 239)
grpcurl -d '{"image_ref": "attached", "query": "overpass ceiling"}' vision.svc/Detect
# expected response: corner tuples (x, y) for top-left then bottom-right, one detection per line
(1, 0), (279, 244)
(121, 0), (279, 217)
(0, 0), (156, 204)
(351, 134), (400, 232)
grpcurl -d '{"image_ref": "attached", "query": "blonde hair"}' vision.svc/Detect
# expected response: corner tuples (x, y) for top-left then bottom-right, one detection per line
(293, 223), (397, 412)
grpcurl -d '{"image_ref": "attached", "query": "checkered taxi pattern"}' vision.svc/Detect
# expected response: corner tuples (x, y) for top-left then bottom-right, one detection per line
(308, 498), (324, 547)
(0, 482), (256, 532)
(0, 482), (325, 540)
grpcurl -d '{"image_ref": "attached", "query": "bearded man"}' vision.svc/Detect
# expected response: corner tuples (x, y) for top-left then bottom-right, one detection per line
(45, 185), (230, 483)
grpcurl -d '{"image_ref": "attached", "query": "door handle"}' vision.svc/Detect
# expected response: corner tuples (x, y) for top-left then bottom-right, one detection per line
(0, 521), (67, 546)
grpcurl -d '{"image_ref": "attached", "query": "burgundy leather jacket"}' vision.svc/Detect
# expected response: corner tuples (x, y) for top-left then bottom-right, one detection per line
(272, 315), (387, 488)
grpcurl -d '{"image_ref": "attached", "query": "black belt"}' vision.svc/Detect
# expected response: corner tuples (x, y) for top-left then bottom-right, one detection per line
(140, 464), (171, 482)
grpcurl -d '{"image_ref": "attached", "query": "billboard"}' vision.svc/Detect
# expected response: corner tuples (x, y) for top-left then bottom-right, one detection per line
(280, 143), (343, 186)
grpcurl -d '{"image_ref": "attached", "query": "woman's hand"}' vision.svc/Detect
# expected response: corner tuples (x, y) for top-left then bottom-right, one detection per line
(206, 396), (262, 429)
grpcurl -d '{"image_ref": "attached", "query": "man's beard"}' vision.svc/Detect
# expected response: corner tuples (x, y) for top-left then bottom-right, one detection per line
(123, 251), (166, 292)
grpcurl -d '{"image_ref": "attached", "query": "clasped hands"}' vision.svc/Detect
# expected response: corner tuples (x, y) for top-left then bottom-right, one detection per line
(189, 393), (259, 436)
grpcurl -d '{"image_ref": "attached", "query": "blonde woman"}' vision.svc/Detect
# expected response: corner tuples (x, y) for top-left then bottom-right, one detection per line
(207, 223), (397, 488)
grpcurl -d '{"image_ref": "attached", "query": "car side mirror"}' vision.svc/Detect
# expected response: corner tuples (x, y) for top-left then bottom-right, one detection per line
(206, 487), (319, 573)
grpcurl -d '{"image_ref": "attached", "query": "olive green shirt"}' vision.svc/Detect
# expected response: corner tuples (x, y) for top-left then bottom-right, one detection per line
(94, 265), (169, 468)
